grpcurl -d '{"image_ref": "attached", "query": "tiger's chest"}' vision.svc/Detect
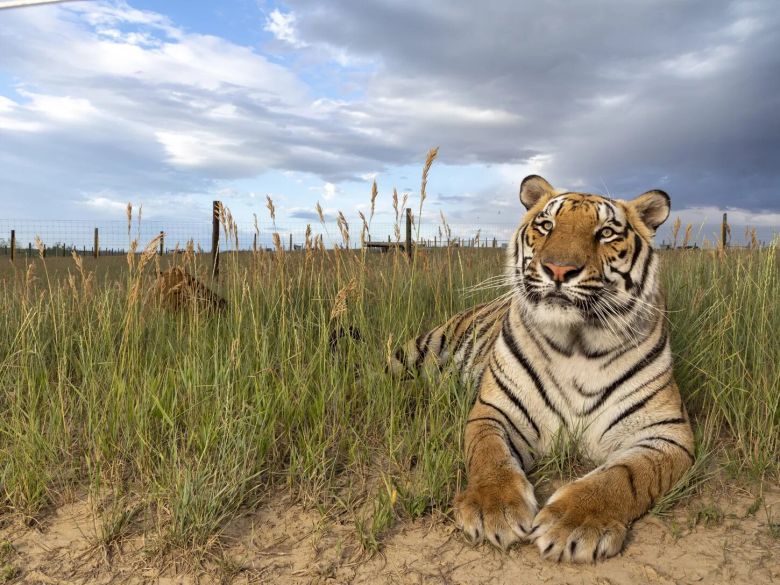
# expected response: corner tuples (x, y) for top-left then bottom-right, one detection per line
(490, 316), (672, 463)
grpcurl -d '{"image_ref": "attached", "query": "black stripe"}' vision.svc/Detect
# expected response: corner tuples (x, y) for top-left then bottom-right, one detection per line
(634, 247), (654, 296)
(489, 365), (541, 437)
(541, 332), (573, 357)
(500, 319), (565, 424)
(599, 376), (670, 439)
(610, 464), (637, 500)
(477, 395), (535, 454)
(638, 417), (687, 432)
(438, 331), (447, 356)
(639, 436), (695, 462)
(414, 334), (428, 369)
(584, 328), (668, 415)
(468, 412), (530, 471)
(524, 326), (551, 362)
(466, 429), (505, 471)
(613, 231), (642, 289)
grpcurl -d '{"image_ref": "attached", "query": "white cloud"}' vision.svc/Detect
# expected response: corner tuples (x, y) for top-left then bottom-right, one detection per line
(323, 182), (337, 200)
(672, 206), (780, 228)
(264, 9), (307, 48)
(81, 194), (128, 213)
(21, 91), (99, 123)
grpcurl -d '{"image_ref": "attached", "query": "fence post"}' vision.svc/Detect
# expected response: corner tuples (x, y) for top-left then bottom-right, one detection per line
(405, 207), (412, 260)
(253, 233), (257, 253)
(721, 213), (728, 250)
(211, 200), (221, 277)
(289, 233), (293, 252)
(10, 230), (15, 261)
(93, 228), (99, 258)
(159, 231), (164, 255)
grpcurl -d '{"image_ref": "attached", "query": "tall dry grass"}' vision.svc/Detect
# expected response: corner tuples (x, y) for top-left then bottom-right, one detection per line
(0, 166), (777, 559)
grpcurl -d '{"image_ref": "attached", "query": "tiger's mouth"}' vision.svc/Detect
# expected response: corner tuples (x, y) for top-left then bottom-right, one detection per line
(542, 291), (572, 306)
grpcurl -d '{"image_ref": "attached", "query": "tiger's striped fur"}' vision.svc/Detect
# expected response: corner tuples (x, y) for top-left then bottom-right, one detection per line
(393, 175), (693, 562)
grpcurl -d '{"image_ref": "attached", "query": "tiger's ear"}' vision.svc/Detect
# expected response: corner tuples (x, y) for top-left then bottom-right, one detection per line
(519, 175), (556, 210)
(630, 190), (670, 231)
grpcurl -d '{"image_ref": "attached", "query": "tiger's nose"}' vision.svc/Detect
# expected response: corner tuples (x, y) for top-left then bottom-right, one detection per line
(542, 262), (583, 283)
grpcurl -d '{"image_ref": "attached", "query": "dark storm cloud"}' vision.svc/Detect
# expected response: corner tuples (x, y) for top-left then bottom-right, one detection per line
(288, 0), (780, 211)
(0, 0), (778, 220)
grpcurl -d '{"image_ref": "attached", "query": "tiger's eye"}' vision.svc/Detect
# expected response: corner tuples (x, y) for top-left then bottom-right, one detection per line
(541, 220), (554, 231)
(599, 227), (614, 239)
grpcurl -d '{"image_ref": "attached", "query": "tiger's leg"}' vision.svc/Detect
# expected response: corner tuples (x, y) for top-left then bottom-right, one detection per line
(454, 368), (539, 549)
(532, 403), (694, 562)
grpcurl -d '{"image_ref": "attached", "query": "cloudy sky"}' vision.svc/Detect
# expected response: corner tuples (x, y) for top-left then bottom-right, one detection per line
(0, 0), (778, 244)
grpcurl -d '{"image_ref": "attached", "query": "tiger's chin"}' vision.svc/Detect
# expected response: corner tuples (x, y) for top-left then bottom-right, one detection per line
(524, 299), (585, 329)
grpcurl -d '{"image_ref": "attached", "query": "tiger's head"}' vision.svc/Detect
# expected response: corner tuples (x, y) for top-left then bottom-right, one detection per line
(510, 175), (670, 329)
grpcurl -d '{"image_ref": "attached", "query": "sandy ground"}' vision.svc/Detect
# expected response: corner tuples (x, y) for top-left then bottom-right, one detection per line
(1, 484), (778, 585)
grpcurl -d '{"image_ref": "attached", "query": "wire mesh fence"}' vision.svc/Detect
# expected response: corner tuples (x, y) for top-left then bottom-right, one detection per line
(0, 214), (776, 259)
(0, 217), (519, 258)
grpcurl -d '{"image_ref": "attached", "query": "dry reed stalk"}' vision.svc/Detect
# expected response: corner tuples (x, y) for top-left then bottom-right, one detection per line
(315, 201), (325, 224)
(304, 224), (313, 258)
(337, 212), (350, 248)
(136, 203), (143, 242)
(682, 224), (693, 248)
(370, 180), (378, 223)
(330, 278), (357, 321)
(420, 147), (439, 207)
(358, 211), (369, 247)
(34, 236), (45, 260)
(253, 213), (260, 254)
(749, 227), (759, 250)
(385, 333), (394, 369)
(126, 203), (132, 239)
(24, 262), (35, 294)
(392, 188), (399, 223)
(126, 239), (138, 272)
(440, 211), (452, 244)
(272, 232), (283, 255)
(266, 195), (277, 228)
(185, 239), (195, 266)
(672, 217), (682, 249)
(127, 234), (163, 308)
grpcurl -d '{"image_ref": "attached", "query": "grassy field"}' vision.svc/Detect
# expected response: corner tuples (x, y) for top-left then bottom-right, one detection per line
(0, 235), (778, 562)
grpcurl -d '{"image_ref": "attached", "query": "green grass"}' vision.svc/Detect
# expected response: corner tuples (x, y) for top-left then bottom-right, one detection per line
(0, 233), (777, 559)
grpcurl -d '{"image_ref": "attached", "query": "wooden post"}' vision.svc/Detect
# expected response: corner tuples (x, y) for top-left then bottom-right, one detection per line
(289, 233), (293, 251)
(211, 200), (220, 277)
(159, 231), (164, 255)
(721, 213), (728, 249)
(93, 227), (99, 258)
(405, 207), (412, 260)
(253, 233), (257, 253)
(10, 230), (15, 261)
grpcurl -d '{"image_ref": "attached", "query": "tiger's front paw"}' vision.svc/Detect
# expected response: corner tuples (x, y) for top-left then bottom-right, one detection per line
(454, 468), (537, 550)
(531, 482), (628, 563)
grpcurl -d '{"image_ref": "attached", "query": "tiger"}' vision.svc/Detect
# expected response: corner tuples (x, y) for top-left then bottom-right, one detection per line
(153, 266), (227, 313)
(391, 175), (693, 562)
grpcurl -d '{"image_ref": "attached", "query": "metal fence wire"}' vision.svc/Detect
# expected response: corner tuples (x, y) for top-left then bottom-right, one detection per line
(0, 211), (776, 258)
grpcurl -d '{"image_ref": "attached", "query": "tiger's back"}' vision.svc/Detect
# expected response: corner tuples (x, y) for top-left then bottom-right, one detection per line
(389, 296), (510, 382)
